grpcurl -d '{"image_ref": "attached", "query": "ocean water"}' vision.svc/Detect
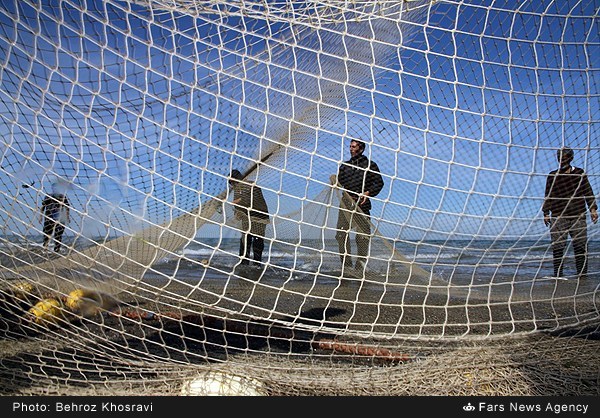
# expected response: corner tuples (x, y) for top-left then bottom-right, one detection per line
(404, 239), (600, 284)
(177, 237), (600, 285)
(1, 235), (598, 285)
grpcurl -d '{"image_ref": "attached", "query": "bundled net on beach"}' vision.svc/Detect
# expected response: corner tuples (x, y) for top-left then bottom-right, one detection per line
(0, 0), (598, 396)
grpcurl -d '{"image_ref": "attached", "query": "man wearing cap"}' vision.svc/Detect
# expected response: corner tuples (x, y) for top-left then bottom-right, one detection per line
(229, 169), (270, 266)
(543, 147), (597, 280)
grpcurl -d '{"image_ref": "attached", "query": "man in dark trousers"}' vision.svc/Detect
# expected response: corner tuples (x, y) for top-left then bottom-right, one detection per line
(543, 147), (597, 280)
(229, 169), (270, 267)
(331, 139), (384, 276)
(40, 190), (71, 253)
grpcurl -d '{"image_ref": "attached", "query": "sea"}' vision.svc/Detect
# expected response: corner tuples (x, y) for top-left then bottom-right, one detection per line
(1, 235), (598, 285)
(173, 237), (600, 285)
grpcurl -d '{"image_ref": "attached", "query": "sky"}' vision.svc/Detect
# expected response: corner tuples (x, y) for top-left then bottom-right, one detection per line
(0, 0), (598, 245)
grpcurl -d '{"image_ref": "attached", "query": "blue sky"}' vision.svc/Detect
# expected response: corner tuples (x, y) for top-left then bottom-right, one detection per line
(0, 0), (598, 244)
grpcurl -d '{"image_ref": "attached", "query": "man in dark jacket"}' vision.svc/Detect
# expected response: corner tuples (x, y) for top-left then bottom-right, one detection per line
(331, 140), (384, 275)
(229, 169), (270, 266)
(543, 147), (597, 280)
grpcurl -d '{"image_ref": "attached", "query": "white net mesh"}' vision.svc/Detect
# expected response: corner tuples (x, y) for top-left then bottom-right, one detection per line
(0, 0), (598, 396)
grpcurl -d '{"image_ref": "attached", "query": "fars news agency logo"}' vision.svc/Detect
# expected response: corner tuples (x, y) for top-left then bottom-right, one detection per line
(463, 403), (476, 412)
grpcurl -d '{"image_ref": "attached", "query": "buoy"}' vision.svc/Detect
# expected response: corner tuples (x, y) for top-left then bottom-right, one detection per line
(10, 281), (37, 302)
(28, 298), (63, 326)
(180, 372), (265, 396)
(64, 288), (118, 318)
